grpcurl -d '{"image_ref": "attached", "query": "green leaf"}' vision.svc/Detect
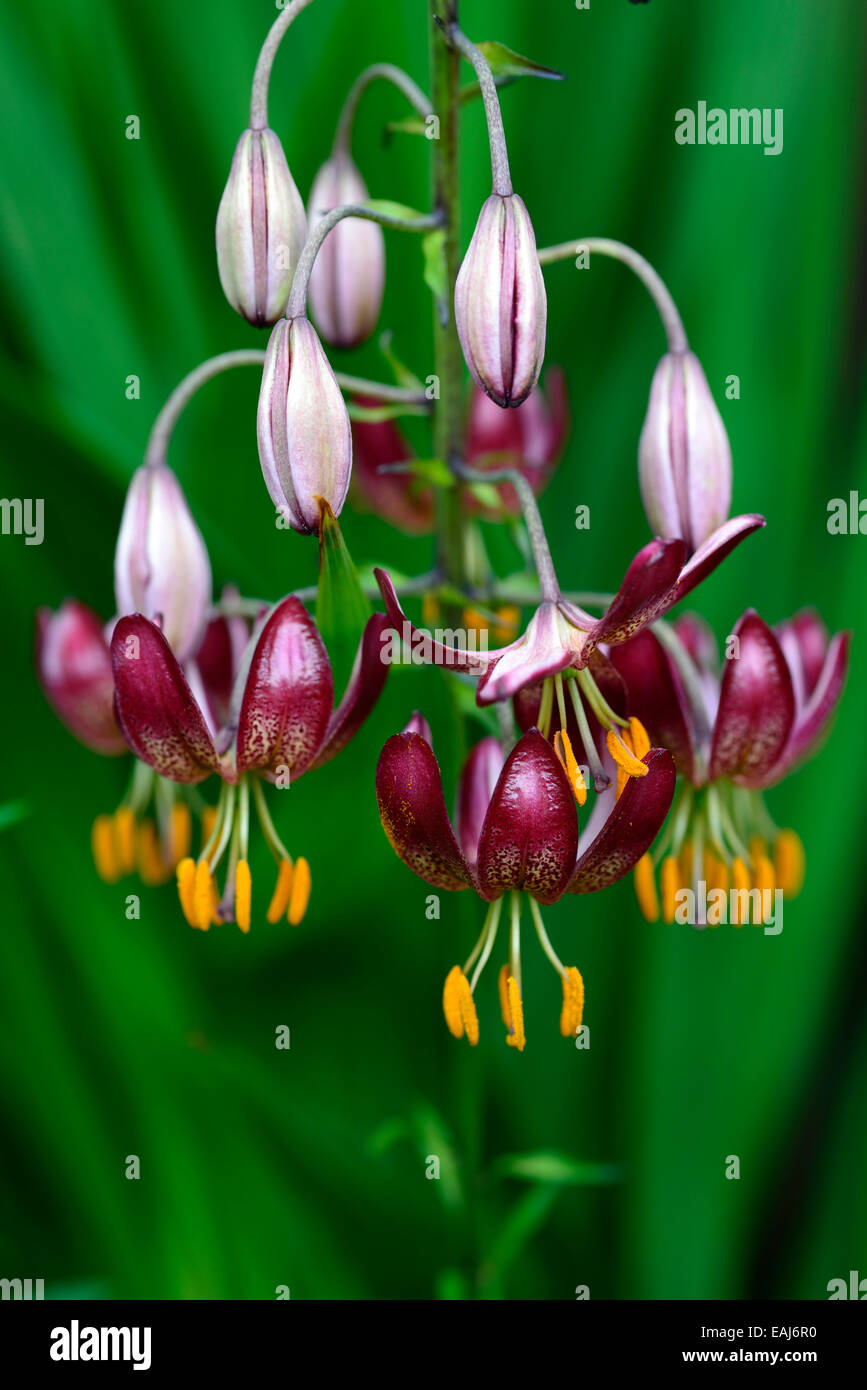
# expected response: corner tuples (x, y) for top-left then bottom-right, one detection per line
(492, 1150), (623, 1186)
(476, 41), (566, 83)
(378, 331), (425, 393)
(346, 401), (426, 424)
(316, 503), (371, 693)
(385, 117), (428, 138)
(0, 800), (30, 834)
(422, 228), (448, 313)
(363, 199), (429, 224)
(379, 457), (453, 489)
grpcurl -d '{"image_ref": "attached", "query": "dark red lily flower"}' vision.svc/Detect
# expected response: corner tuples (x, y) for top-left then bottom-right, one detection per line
(111, 597), (389, 933)
(609, 607), (850, 922)
(376, 720), (675, 1049)
(464, 368), (569, 517)
(349, 370), (570, 533)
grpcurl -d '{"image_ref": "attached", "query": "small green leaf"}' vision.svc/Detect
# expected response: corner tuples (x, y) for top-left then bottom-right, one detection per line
(467, 481), (502, 512)
(379, 457), (454, 489)
(316, 503), (371, 692)
(0, 800), (30, 833)
(378, 331), (425, 393)
(492, 1150), (623, 1186)
(386, 117), (428, 138)
(422, 228), (448, 310)
(363, 199), (429, 224)
(346, 401), (426, 424)
(476, 41), (566, 83)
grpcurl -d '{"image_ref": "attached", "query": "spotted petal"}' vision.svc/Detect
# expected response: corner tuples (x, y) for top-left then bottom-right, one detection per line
(376, 732), (473, 892)
(111, 615), (219, 783)
(567, 748), (676, 893)
(709, 611), (795, 785)
(311, 613), (391, 770)
(236, 596), (334, 779)
(609, 629), (698, 782)
(476, 729), (579, 904)
(580, 537), (686, 651)
(673, 514), (765, 604)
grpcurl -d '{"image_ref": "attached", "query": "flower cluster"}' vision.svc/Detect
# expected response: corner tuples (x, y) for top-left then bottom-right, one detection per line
(36, 2), (849, 1056)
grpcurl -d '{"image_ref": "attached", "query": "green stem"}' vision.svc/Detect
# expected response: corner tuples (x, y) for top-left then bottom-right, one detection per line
(145, 351), (266, 469)
(334, 63), (433, 155)
(288, 203), (442, 318)
(429, 0), (468, 597)
(249, 0), (316, 130)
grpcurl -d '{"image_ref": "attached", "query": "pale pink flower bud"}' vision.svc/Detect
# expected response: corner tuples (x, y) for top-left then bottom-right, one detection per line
(306, 153), (385, 348)
(257, 315), (352, 534)
(638, 350), (732, 554)
(455, 193), (547, 408)
(114, 464), (212, 664)
(216, 129), (307, 328)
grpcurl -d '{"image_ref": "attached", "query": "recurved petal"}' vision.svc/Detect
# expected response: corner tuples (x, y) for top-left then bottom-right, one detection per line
(111, 615), (219, 783)
(567, 748), (676, 893)
(310, 613), (390, 770)
(376, 732), (474, 892)
(476, 729), (578, 904)
(36, 601), (126, 755)
(457, 737), (505, 865)
(374, 568), (497, 675)
(673, 514), (765, 604)
(609, 629), (697, 782)
(476, 602), (579, 704)
(765, 629), (849, 784)
(236, 596), (334, 779)
(709, 611), (795, 784)
(585, 538), (687, 650)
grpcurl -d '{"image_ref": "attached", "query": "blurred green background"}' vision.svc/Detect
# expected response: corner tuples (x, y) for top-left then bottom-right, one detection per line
(1, 0), (865, 1300)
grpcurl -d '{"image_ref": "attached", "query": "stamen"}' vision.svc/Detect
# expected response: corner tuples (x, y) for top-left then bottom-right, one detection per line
(731, 857), (750, 927)
(137, 820), (168, 886)
(774, 829), (805, 898)
(497, 964), (511, 1030)
(628, 717), (650, 760)
(559, 966), (584, 1038)
(553, 729), (587, 806)
(660, 855), (680, 923)
(442, 966), (478, 1045)
(749, 834), (768, 865)
(235, 859), (252, 933)
(505, 976), (525, 1051)
(468, 898), (502, 991)
(266, 858), (294, 923)
(114, 807), (136, 876)
(170, 802), (192, 866)
(193, 859), (214, 932)
(606, 727), (649, 781)
(634, 853), (659, 922)
(288, 857), (311, 925)
(567, 678), (610, 791)
(200, 805), (218, 849)
(537, 677), (554, 740)
(91, 815), (120, 884)
(753, 855), (775, 920)
(176, 857), (198, 927)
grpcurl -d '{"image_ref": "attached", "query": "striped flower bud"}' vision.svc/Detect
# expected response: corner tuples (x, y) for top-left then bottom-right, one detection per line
(216, 129), (307, 328)
(114, 463), (211, 665)
(638, 350), (732, 554)
(307, 153), (385, 348)
(257, 315), (352, 534)
(455, 193), (547, 408)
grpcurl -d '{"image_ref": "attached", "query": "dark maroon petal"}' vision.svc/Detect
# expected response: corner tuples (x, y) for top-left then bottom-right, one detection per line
(672, 514), (765, 605)
(111, 615), (219, 783)
(236, 596), (334, 778)
(36, 601), (126, 756)
(567, 748), (676, 893)
(764, 630), (849, 784)
(585, 538), (687, 651)
(376, 733), (474, 892)
(709, 611), (795, 784)
(350, 403), (435, 535)
(476, 729), (578, 904)
(311, 613), (390, 770)
(457, 737), (505, 865)
(775, 609), (829, 701)
(374, 568), (497, 675)
(609, 630), (697, 782)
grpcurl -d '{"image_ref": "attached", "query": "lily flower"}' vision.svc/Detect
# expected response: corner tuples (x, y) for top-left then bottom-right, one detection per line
(376, 719), (675, 1049)
(609, 608), (850, 922)
(36, 595), (251, 887)
(110, 597), (389, 933)
(375, 512), (763, 797)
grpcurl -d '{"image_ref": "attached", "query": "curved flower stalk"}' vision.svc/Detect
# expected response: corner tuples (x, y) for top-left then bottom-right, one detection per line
(307, 153), (385, 348)
(610, 609), (850, 923)
(110, 597), (390, 932)
(376, 720), (675, 1048)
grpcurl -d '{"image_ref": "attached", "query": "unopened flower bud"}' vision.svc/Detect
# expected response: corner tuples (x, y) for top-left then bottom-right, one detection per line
(114, 463), (212, 664)
(455, 193), (547, 409)
(638, 350), (732, 554)
(36, 601), (126, 755)
(306, 153), (385, 348)
(257, 315), (352, 534)
(216, 129), (307, 328)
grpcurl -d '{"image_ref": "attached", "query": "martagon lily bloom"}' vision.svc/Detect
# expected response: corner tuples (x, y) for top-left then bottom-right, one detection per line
(375, 513), (764, 802)
(376, 719), (675, 1049)
(609, 608), (850, 924)
(110, 597), (389, 932)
